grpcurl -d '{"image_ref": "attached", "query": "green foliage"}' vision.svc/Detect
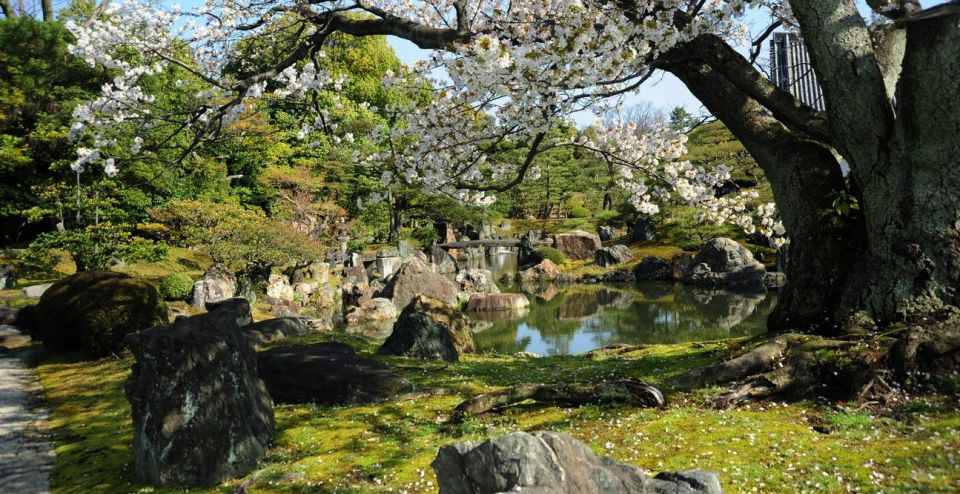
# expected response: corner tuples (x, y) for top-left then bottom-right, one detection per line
(36, 329), (960, 493)
(158, 273), (194, 301)
(410, 226), (439, 246)
(28, 223), (167, 272)
(533, 247), (569, 265)
(149, 199), (324, 273)
(15, 244), (61, 274)
(594, 209), (623, 223)
(33, 270), (168, 357)
(684, 120), (763, 186)
(569, 206), (591, 219)
(669, 106), (695, 133)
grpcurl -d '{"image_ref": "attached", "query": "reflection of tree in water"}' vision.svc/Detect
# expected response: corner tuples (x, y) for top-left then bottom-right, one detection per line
(471, 282), (779, 354)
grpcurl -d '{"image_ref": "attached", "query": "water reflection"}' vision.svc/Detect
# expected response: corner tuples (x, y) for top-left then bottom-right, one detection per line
(472, 282), (776, 355)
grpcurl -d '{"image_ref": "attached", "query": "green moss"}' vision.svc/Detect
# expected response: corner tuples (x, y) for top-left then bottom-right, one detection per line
(36, 330), (960, 493)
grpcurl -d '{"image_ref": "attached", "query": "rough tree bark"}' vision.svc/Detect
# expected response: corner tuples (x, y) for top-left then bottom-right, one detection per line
(661, 37), (866, 333)
(784, 0), (960, 323)
(846, 5), (960, 321)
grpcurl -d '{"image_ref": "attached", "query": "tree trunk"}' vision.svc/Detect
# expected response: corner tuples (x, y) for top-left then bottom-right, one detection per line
(840, 6), (960, 322)
(41, 0), (52, 21)
(662, 42), (866, 334)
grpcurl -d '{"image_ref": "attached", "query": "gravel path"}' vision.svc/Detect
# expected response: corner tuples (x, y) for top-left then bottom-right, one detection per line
(0, 324), (53, 494)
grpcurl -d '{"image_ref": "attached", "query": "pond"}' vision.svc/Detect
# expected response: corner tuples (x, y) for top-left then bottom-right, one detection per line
(471, 282), (777, 356)
(338, 251), (777, 355)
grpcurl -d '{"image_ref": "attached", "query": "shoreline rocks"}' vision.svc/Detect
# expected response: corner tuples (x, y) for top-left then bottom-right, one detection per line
(378, 295), (475, 362)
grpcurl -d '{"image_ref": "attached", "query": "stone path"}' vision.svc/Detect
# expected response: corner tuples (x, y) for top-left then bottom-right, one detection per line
(0, 325), (53, 494)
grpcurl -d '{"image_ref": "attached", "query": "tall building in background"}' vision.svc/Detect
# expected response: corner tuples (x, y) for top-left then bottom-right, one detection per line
(769, 32), (825, 111)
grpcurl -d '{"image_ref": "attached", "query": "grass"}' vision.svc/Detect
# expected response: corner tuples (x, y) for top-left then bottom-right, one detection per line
(34, 330), (960, 494)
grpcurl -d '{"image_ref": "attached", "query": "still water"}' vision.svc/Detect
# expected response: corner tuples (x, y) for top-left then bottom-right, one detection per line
(342, 251), (777, 355)
(471, 282), (777, 356)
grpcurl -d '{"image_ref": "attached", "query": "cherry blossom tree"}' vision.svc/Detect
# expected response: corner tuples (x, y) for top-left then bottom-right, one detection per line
(63, 0), (960, 334)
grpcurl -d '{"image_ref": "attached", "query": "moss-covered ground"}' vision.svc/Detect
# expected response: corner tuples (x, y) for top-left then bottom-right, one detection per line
(35, 331), (960, 494)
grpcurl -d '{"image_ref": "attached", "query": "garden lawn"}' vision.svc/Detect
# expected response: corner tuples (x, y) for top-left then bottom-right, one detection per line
(36, 332), (960, 494)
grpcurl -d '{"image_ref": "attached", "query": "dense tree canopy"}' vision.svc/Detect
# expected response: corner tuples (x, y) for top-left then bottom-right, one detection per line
(5, 0), (959, 332)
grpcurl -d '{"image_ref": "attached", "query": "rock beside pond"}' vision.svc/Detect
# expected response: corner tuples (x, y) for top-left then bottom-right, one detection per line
(346, 297), (399, 326)
(191, 266), (236, 309)
(124, 298), (273, 488)
(385, 259), (460, 310)
(431, 431), (723, 494)
(682, 238), (767, 289)
(763, 272), (787, 289)
(426, 245), (458, 274)
(257, 343), (412, 405)
(551, 230), (602, 261)
(466, 293), (530, 312)
(456, 268), (500, 294)
(378, 295), (474, 362)
(242, 317), (311, 346)
(595, 245), (635, 267)
(517, 259), (562, 284)
(634, 256), (674, 281)
(33, 271), (168, 357)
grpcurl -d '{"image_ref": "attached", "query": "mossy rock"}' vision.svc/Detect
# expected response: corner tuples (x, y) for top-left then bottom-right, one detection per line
(34, 271), (168, 357)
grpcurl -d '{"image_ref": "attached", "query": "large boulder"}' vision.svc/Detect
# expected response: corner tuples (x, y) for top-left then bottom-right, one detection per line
(465, 293), (530, 312)
(597, 225), (617, 242)
(551, 230), (602, 261)
(631, 219), (657, 242)
(342, 282), (373, 308)
(633, 256), (674, 281)
(33, 271), (167, 356)
(124, 298), (274, 488)
(456, 268), (500, 294)
(432, 431), (723, 494)
(242, 317), (311, 346)
(384, 259), (460, 310)
(378, 295), (475, 362)
(191, 266), (236, 309)
(257, 343), (412, 405)
(20, 283), (52, 298)
(517, 259), (562, 284)
(342, 265), (368, 285)
(265, 274), (294, 302)
(594, 245), (635, 267)
(345, 298), (399, 326)
(682, 238), (767, 289)
(426, 246), (457, 274)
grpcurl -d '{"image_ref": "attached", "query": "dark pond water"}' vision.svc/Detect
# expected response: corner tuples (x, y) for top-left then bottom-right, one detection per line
(340, 251), (777, 355)
(471, 282), (777, 356)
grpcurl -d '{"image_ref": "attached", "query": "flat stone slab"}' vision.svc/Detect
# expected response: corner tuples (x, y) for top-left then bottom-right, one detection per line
(0, 325), (54, 494)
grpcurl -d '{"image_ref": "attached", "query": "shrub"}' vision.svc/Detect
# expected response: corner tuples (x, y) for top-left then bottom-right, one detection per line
(159, 273), (194, 301)
(33, 271), (168, 357)
(594, 209), (622, 222)
(533, 247), (568, 265)
(410, 226), (440, 246)
(569, 206), (591, 219)
(28, 223), (167, 272)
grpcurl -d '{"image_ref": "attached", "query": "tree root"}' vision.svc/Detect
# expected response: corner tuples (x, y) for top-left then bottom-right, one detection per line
(448, 379), (664, 424)
(670, 315), (960, 408)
